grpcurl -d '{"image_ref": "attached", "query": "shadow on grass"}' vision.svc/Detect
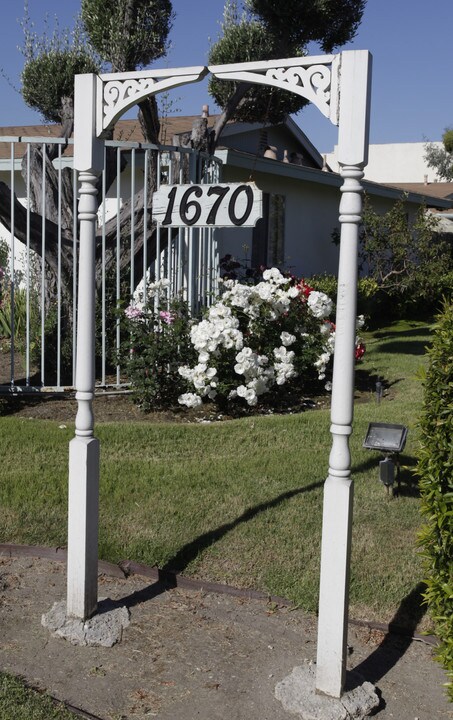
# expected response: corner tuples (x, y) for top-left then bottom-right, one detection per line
(354, 368), (403, 396)
(395, 456), (420, 498)
(353, 455), (420, 498)
(352, 456), (384, 475)
(375, 339), (430, 356)
(350, 582), (428, 693)
(373, 325), (433, 340)
(115, 481), (324, 611)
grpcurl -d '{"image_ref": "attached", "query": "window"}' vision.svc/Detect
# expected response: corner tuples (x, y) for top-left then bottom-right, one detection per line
(252, 193), (286, 269)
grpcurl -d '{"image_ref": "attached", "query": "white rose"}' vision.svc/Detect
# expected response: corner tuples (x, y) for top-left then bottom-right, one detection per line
(280, 331), (296, 346)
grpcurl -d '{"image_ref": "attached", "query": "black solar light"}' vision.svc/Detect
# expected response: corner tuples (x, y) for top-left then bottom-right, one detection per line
(363, 422), (408, 495)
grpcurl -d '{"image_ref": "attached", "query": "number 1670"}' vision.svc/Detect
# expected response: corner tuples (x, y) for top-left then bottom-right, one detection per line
(153, 183), (262, 228)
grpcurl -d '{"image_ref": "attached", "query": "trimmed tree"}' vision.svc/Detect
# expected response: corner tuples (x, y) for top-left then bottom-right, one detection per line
(207, 0), (366, 149)
(0, 0), (174, 316)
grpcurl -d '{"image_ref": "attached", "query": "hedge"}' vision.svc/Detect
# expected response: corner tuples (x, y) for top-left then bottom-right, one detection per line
(417, 300), (453, 701)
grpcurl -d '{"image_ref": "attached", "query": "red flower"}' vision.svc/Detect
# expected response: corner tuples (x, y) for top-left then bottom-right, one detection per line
(355, 342), (366, 361)
(296, 278), (313, 298)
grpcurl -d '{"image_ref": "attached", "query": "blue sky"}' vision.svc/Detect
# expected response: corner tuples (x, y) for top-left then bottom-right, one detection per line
(1, 0), (452, 152)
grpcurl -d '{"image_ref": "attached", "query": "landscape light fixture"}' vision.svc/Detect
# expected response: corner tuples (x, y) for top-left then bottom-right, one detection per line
(363, 422), (408, 496)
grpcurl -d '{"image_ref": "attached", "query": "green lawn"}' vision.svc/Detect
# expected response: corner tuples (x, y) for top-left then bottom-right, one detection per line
(0, 319), (433, 623)
(0, 673), (74, 720)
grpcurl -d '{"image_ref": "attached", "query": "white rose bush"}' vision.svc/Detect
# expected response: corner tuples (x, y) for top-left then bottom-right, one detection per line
(122, 268), (365, 413)
(177, 268), (362, 410)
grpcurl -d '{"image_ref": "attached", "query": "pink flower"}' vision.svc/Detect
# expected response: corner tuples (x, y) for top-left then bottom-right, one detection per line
(125, 305), (143, 320)
(159, 310), (175, 325)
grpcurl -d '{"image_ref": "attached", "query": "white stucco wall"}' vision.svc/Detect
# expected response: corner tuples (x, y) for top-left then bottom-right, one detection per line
(218, 164), (341, 277)
(325, 142), (443, 184)
(217, 161), (429, 280)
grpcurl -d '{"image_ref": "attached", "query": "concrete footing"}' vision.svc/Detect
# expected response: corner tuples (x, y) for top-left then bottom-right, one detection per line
(275, 662), (379, 720)
(42, 599), (130, 647)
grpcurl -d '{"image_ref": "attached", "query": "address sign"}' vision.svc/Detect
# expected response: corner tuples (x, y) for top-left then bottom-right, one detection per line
(153, 182), (262, 228)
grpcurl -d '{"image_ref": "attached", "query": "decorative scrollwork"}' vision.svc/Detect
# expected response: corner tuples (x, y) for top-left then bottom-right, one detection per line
(265, 64), (331, 116)
(103, 77), (157, 129)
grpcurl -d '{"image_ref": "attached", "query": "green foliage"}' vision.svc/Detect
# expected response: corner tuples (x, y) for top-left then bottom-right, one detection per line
(0, 253), (40, 352)
(308, 273), (380, 319)
(245, 0), (365, 52)
(417, 301), (453, 700)
(0, 239), (8, 269)
(208, 11), (305, 124)
(443, 127), (453, 154)
(360, 196), (453, 316)
(22, 51), (98, 124)
(19, 6), (99, 123)
(81, 0), (174, 72)
(425, 135), (453, 182)
(19, 0), (173, 122)
(309, 274), (338, 303)
(0, 287), (27, 341)
(30, 301), (74, 385)
(120, 285), (196, 411)
(208, 0), (365, 124)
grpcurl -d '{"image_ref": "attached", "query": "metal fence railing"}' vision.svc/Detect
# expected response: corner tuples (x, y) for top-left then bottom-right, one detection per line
(0, 136), (222, 393)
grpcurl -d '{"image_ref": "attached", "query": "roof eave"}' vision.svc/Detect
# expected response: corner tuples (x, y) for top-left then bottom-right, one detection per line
(215, 148), (453, 209)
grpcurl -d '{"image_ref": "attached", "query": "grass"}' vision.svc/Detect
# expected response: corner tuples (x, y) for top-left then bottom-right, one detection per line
(0, 319), (433, 623)
(0, 672), (74, 719)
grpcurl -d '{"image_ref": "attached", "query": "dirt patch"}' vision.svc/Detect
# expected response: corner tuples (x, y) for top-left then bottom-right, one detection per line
(0, 385), (333, 424)
(1, 341), (389, 424)
(0, 384), (383, 425)
(0, 554), (451, 720)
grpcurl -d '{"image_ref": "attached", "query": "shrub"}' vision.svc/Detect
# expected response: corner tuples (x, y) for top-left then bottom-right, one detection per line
(0, 276), (40, 356)
(360, 197), (453, 317)
(417, 300), (453, 700)
(178, 268), (365, 410)
(309, 273), (338, 303)
(309, 273), (380, 320)
(0, 286), (28, 341)
(122, 270), (366, 413)
(120, 279), (196, 411)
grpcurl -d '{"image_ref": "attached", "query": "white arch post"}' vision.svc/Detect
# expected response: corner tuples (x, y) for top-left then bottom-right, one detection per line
(208, 52), (372, 698)
(68, 67), (208, 620)
(67, 73), (103, 620)
(68, 52), (371, 699)
(315, 51), (372, 699)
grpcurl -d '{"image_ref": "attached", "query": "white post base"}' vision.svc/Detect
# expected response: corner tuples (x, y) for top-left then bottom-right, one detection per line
(315, 475), (354, 698)
(67, 436), (100, 620)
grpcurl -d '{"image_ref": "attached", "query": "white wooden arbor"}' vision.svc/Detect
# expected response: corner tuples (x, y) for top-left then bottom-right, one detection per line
(68, 51), (372, 700)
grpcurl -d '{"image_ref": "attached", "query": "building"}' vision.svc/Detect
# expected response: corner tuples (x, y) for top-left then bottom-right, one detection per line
(1, 115), (452, 391)
(324, 141), (445, 184)
(1, 116), (452, 282)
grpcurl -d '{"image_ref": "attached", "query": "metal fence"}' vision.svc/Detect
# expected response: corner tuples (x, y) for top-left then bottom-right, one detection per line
(0, 136), (221, 393)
